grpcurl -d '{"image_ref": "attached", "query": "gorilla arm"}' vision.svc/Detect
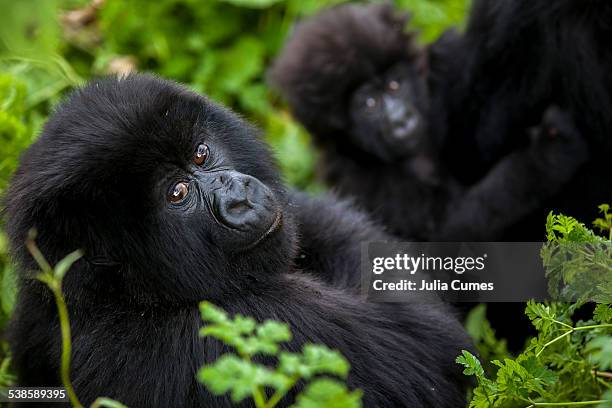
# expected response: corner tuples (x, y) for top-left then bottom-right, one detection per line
(288, 192), (389, 289)
(437, 107), (588, 241)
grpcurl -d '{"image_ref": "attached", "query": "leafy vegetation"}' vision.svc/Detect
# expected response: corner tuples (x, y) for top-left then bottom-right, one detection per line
(542, 205), (612, 303)
(457, 210), (612, 408)
(198, 302), (361, 407)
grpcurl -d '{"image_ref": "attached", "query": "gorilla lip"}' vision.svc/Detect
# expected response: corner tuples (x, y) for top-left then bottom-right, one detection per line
(242, 210), (283, 252)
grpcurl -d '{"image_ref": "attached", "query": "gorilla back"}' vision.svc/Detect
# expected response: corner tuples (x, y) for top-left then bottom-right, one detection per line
(4, 74), (470, 407)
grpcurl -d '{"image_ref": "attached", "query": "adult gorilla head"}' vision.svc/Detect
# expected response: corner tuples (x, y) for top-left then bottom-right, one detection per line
(5, 74), (296, 305)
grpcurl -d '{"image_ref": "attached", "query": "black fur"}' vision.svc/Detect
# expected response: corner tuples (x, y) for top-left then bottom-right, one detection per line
(3, 74), (471, 407)
(438, 0), (612, 238)
(269, 3), (592, 241)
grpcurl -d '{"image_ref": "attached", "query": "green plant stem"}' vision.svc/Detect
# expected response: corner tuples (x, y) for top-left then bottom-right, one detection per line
(90, 397), (128, 408)
(536, 330), (572, 357)
(50, 283), (83, 408)
(593, 370), (612, 380)
(574, 323), (612, 331)
(26, 238), (83, 408)
(253, 385), (266, 408)
(237, 350), (266, 408)
(265, 374), (300, 408)
(596, 377), (612, 389)
(526, 401), (605, 407)
(536, 323), (612, 357)
(550, 318), (574, 330)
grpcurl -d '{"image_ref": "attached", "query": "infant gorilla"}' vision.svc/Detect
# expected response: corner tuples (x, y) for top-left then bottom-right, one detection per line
(5, 75), (471, 407)
(271, 4), (588, 240)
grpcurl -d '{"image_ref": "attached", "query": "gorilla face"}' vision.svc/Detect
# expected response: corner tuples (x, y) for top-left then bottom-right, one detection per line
(349, 62), (429, 161)
(164, 142), (282, 252)
(5, 74), (295, 303)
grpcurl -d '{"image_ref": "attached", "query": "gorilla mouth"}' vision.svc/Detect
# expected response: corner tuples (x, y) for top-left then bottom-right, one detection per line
(242, 210), (283, 251)
(392, 116), (420, 140)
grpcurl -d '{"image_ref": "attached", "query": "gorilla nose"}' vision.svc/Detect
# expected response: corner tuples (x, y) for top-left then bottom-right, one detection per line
(221, 177), (253, 219)
(214, 172), (276, 231)
(383, 94), (407, 122)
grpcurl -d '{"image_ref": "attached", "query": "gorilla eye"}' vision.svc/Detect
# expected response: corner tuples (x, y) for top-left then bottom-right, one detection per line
(366, 97), (377, 108)
(194, 143), (209, 166)
(388, 80), (400, 91)
(169, 182), (189, 203)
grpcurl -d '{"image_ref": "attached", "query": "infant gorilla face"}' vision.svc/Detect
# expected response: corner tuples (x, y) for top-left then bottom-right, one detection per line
(166, 144), (281, 251)
(125, 81), (285, 254)
(350, 62), (429, 160)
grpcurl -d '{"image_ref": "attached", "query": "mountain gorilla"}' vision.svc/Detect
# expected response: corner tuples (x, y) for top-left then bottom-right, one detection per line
(270, 3), (589, 241)
(4, 75), (471, 407)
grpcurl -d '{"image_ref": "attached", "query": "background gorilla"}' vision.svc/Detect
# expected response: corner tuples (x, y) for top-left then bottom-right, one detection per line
(269, 3), (588, 241)
(4, 74), (471, 407)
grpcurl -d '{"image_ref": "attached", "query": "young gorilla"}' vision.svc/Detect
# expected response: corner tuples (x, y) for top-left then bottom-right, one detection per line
(270, 3), (588, 241)
(272, 2), (612, 241)
(4, 75), (471, 407)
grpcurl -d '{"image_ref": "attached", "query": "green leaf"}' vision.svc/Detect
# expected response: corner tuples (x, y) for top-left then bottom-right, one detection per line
(53, 250), (83, 281)
(256, 320), (292, 344)
(291, 378), (362, 408)
(456, 350), (485, 379)
(200, 301), (229, 324)
(598, 389), (612, 408)
(464, 304), (509, 364)
(198, 354), (260, 403)
(521, 356), (558, 387)
(216, 36), (265, 94)
(301, 345), (350, 379)
(91, 397), (129, 408)
(594, 304), (612, 324)
(586, 336), (612, 370)
(279, 345), (350, 380)
(0, 264), (16, 316)
(525, 301), (558, 334)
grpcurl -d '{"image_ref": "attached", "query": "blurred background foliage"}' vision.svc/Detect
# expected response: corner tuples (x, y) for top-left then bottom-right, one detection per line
(0, 0), (469, 382)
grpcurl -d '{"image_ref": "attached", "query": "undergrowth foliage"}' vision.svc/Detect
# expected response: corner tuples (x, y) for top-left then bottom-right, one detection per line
(457, 207), (612, 408)
(198, 302), (362, 408)
(542, 205), (612, 303)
